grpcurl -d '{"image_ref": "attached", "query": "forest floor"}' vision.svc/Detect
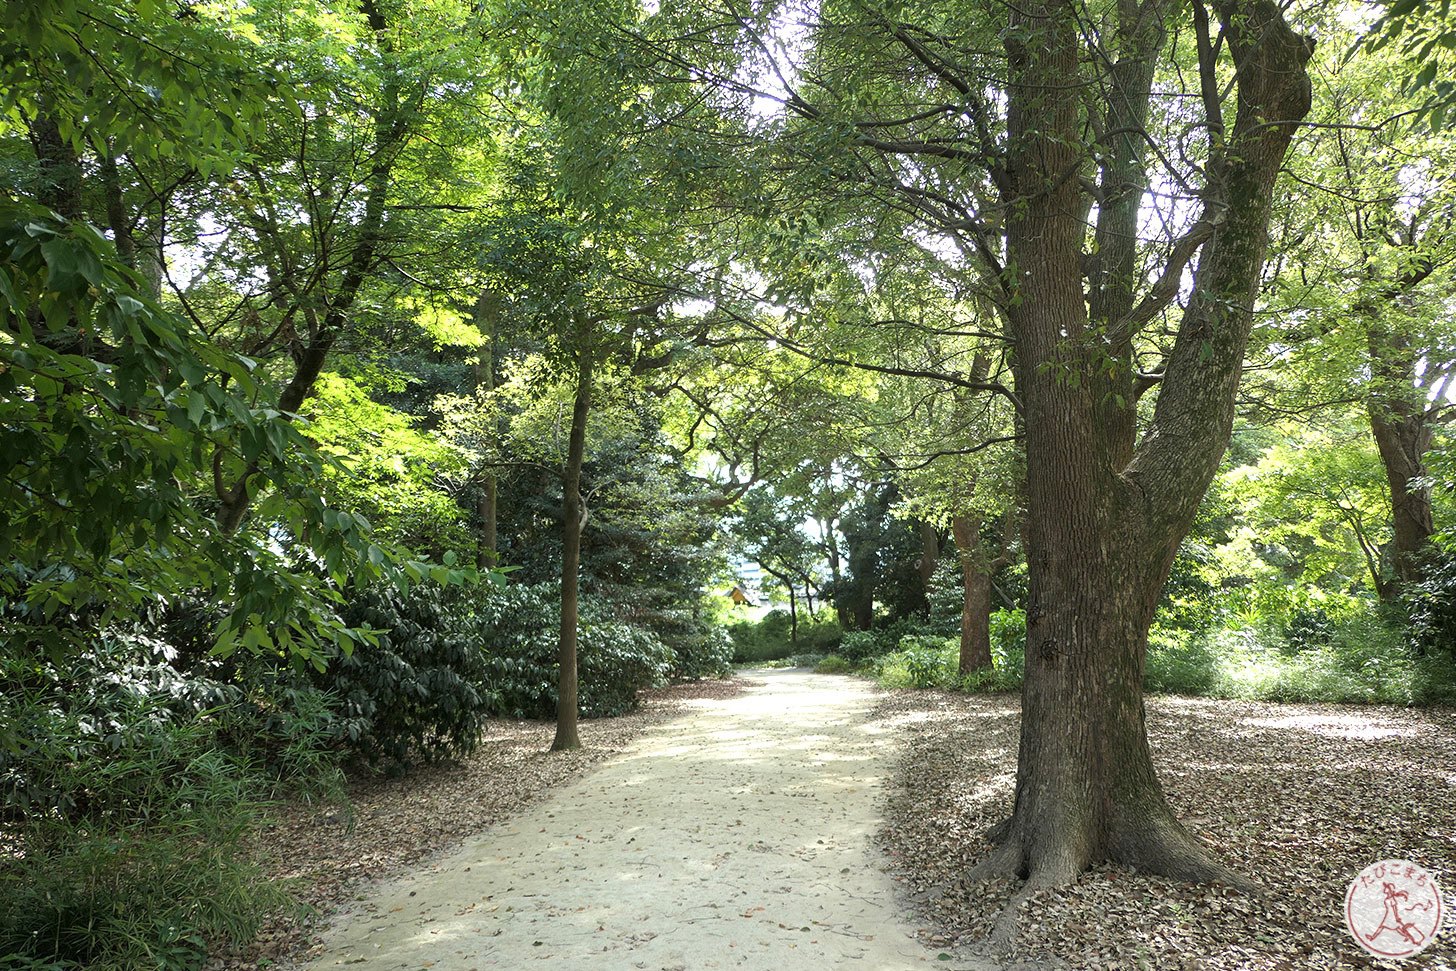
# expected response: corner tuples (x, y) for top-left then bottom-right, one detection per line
(221, 672), (1455, 971)
(875, 688), (1456, 971)
(271, 669), (1020, 971)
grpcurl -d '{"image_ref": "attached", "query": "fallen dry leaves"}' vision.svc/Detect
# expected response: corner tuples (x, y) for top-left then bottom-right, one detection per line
(207, 677), (747, 971)
(873, 690), (1456, 971)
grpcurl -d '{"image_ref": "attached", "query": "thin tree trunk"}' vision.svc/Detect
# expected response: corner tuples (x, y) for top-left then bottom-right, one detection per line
(788, 585), (798, 644)
(953, 514), (992, 673)
(215, 0), (404, 532)
(552, 342), (593, 752)
(474, 292), (502, 568)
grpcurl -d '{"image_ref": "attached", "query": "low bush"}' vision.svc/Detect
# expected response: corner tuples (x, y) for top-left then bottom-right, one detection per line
(813, 654), (854, 674)
(1143, 613), (1456, 705)
(838, 629), (892, 664)
(797, 616), (846, 654)
(727, 611), (842, 663)
(790, 651), (827, 668)
(476, 583), (674, 718)
(726, 610), (796, 663)
(874, 636), (959, 690)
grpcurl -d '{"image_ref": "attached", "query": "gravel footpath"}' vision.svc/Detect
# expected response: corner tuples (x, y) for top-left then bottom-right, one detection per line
(285, 669), (1003, 971)
(211, 679), (747, 970)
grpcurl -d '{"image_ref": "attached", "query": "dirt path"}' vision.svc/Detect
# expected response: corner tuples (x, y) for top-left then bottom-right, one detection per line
(292, 669), (998, 971)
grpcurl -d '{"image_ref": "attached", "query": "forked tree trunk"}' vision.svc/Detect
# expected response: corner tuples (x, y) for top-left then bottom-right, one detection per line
(953, 515), (992, 674)
(551, 345), (593, 752)
(1366, 318), (1436, 596)
(980, 0), (1312, 895)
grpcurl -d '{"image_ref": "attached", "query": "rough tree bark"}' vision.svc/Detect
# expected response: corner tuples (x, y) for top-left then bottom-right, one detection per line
(552, 340), (593, 752)
(1362, 301), (1441, 597)
(976, 0), (1313, 900)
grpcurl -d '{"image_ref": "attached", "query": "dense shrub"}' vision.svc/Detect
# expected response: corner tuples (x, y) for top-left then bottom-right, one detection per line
(838, 629), (892, 663)
(1146, 626), (1221, 695)
(1407, 542), (1456, 660)
(1283, 605), (1335, 654)
(727, 609), (796, 662)
(988, 608), (1027, 683)
(670, 622), (734, 680)
(727, 611), (842, 663)
(325, 582), (497, 766)
(1143, 614), (1456, 705)
(0, 646), (296, 971)
(874, 636), (958, 689)
(475, 583), (674, 718)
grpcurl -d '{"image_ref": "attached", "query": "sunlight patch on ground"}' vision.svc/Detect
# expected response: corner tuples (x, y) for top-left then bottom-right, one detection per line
(1237, 713), (1416, 740)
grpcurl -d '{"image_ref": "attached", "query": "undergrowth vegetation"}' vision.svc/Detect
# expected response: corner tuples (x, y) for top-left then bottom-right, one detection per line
(0, 577), (723, 970)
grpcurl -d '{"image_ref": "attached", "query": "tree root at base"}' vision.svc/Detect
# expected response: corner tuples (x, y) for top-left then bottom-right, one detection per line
(966, 813), (1260, 952)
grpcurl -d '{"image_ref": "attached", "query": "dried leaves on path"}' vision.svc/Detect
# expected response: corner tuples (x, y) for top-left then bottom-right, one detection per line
(875, 690), (1455, 971)
(209, 678), (747, 970)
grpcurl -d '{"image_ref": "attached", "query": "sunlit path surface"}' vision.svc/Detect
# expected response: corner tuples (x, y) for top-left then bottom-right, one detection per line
(293, 669), (995, 970)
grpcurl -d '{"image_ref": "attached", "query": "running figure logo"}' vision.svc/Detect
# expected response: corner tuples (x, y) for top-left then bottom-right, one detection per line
(1345, 860), (1446, 960)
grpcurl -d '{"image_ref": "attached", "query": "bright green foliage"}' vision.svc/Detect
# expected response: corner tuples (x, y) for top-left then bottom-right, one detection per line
(813, 655), (854, 674)
(0, 202), (425, 668)
(1145, 618), (1456, 705)
(1217, 426), (1393, 604)
(0, 0), (272, 175)
(727, 612), (843, 663)
(307, 372), (473, 557)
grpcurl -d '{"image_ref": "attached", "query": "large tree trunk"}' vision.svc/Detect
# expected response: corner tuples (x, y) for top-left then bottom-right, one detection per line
(953, 515), (992, 674)
(552, 343), (593, 752)
(1366, 320), (1436, 596)
(980, 0), (1312, 898)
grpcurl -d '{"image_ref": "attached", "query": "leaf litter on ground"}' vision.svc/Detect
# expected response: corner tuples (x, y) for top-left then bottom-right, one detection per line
(872, 689), (1456, 971)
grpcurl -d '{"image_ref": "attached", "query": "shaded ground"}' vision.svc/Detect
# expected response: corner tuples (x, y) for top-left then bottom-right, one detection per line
(876, 689), (1456, 970)
(286, 670), (1003, 971)
(211, 679), (745, 970)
